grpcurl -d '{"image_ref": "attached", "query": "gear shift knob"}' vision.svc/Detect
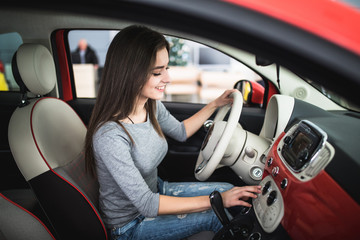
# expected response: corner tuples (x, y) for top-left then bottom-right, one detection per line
(209, 190), (231, 226)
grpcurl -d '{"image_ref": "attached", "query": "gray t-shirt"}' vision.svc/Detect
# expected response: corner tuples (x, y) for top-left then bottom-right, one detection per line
(93, 100), (187, 228)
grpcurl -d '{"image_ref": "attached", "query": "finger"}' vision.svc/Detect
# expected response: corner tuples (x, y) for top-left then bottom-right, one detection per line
(230, 188), (259, 199)
(223, 89), (235, 98)
(238, 191), (259, 200)
(227, 89), (237, 97)
(232, 185), (262, 194)
(235, 199), (252, 208)
(245, 185), (262, 193)
(227, 89), (238, 96)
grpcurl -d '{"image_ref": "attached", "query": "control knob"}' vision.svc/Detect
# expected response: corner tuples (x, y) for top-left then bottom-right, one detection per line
(267, 190), (277, 206)
(262, 181), (271, 195)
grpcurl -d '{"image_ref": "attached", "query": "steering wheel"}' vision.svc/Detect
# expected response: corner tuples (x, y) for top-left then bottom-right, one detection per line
(195, 91), (243, 181)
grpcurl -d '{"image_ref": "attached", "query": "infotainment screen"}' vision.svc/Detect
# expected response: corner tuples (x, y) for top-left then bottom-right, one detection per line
(291, 132), (312, 159)
(281, 122), (322, 172)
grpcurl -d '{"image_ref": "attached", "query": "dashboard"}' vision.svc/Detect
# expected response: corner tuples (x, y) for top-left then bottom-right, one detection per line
(214, 97), (360, 240)
(253, 119), (359, 239)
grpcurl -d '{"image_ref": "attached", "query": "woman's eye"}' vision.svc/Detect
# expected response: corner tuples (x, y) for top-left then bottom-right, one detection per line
(152, 67), (168, 76)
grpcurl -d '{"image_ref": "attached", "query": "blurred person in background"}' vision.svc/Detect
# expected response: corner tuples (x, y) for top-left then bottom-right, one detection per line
(71, 38), (99, 69)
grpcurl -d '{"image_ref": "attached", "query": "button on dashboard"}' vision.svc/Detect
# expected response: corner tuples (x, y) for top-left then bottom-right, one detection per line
(262, 181), (271, 195)
(267, 190), (277, 206)
(272, 166), (279, 177)
(280, 178), (288, 189)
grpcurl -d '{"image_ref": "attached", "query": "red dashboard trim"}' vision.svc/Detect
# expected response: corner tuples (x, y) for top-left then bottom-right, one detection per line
(265, 132), (360, 240)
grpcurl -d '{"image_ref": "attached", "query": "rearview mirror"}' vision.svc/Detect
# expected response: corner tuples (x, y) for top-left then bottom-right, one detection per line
(234, 80), (264, 107)
(255, 55), (273, 66)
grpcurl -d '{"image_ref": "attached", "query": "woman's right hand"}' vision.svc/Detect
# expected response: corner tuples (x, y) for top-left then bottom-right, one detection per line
(221, 185), (262, 208)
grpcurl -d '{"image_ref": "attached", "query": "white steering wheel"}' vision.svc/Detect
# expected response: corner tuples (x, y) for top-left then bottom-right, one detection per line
(195, 91), (243, 181)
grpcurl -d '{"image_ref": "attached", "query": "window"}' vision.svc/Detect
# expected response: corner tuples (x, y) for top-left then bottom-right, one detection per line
(68, 30), (262, 103)
(0, 32), (23, 91)
(68, 30), (109, 98)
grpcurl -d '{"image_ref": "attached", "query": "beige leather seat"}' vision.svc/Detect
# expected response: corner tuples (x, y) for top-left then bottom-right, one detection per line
(8, 43), (107, 240)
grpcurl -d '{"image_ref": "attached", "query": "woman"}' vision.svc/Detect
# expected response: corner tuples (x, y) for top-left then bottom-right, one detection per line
(85, 25), (261, 240)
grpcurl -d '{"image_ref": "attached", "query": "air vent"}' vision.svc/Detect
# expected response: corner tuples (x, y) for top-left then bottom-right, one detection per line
(305, 143), (335, 178)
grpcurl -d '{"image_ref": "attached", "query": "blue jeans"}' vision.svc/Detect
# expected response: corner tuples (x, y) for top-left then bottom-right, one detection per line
(110, 179), (233, 240)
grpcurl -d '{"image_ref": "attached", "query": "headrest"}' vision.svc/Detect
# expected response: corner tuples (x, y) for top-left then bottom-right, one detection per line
(12, 43), (56, 95)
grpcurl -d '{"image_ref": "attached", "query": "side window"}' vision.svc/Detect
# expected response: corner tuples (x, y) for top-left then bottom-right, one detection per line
(68, 30), (110, 98)
(0, 32), (23, 91)
(68, 30), (263, 105)
(164, 37), (263, 104)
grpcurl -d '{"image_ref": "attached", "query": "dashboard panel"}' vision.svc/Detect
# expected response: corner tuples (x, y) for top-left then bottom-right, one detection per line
(255, 120), (360, 239)
(286, 99), (360, 203)
(215, 99), (360, 240)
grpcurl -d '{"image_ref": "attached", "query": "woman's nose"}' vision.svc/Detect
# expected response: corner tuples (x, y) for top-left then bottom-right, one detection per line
(162, 70), (171, 83)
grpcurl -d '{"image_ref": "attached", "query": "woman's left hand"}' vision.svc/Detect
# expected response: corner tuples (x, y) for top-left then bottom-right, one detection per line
(183, 89), (239, 139)
(212, 89), (239, 108)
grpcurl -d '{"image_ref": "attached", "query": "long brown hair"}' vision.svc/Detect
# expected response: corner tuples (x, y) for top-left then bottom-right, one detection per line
(85, 25), (169, 177)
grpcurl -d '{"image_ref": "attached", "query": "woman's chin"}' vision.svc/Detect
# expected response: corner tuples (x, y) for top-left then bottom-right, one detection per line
(152, 92), (165, 100)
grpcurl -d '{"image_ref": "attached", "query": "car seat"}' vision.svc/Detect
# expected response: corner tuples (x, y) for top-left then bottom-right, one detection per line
(0, 192), (55, 240)
(8, 43), (214, 240)
(8, 43), (107, 240)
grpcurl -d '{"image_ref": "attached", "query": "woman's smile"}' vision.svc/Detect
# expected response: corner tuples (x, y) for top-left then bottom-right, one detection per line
(155, 85), (166, 91)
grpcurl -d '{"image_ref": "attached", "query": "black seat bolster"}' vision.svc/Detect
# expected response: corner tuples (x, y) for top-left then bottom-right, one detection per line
(29, 170), (107, 240)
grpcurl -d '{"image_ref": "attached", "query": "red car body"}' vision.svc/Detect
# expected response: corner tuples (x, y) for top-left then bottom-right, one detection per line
(226, 0), (360, 55)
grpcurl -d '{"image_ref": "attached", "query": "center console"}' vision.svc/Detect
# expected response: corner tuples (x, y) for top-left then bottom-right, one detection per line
(213, 197), (289, 240)
(252, 176), (284, 234)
